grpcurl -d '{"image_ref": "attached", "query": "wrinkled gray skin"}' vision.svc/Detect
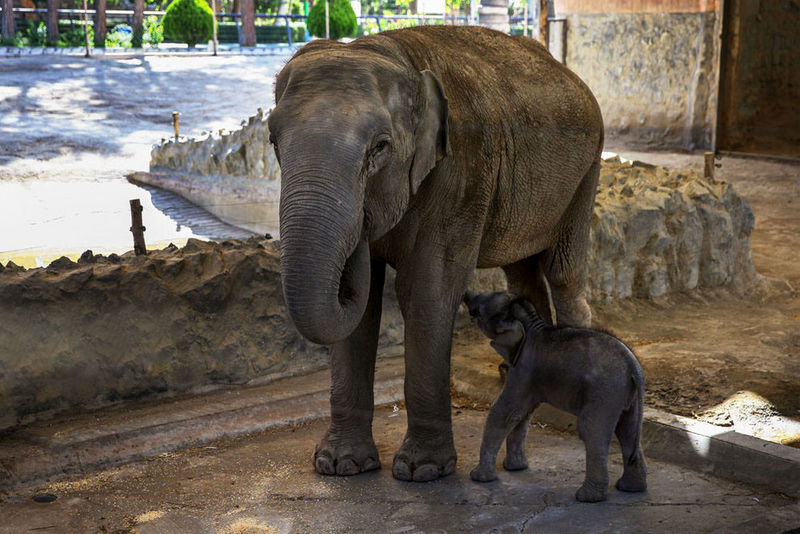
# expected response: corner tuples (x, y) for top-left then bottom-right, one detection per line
(268, 26), (603, 482)
(463, 290), (647, 502)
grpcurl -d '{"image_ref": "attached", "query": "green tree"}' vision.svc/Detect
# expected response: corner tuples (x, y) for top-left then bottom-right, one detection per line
(162, 0), (213, 47)
(307, 0), (356, 40)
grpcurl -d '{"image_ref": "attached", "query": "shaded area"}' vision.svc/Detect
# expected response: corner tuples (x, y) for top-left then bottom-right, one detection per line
(0, 406), (796, 533)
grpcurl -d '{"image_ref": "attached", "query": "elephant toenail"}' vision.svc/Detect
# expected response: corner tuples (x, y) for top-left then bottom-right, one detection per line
(314, 455), (335, 475)
(442, 458), (456, 476)
(392, 460), (413, 481)
(363, 457), (381, 471)
(412, 464), (439, 482)
(336, 457), (359, 476)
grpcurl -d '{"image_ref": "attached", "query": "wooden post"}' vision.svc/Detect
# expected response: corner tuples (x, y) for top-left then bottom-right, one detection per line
(172, 111), (180, 140)
(704, 152), (716, 182)
(538, 0), (547, 48)
(129, 199), (147, 256)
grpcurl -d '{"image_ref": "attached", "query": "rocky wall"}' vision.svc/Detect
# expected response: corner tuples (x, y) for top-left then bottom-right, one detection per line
(0, 239), (402, 430)
(564, 11), (720, 150)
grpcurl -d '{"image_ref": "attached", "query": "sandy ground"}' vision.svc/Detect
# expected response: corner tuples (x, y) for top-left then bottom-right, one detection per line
(2, 405), (797, 533)
(1, 55), (798, 445)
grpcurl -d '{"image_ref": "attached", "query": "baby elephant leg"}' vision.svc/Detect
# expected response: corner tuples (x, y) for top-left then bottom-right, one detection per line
(576, 409), (615, 502)
(504, 410), (536, 471)
(615, 406), (647, 492)
(471, 392), (526, 482)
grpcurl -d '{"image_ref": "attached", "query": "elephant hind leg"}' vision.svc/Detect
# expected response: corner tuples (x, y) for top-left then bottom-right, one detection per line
(542, 159), (601, 328)
(502, 254), (555, 325)
(614, 398), (647, 492)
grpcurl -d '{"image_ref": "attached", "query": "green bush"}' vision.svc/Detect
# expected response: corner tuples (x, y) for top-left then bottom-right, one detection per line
(307, 0), (356, 40)
(57, 24), (93, 47)
(143, 15), (164, 47)
(162, 0), (213, 47)
(106, 23), (133, 47)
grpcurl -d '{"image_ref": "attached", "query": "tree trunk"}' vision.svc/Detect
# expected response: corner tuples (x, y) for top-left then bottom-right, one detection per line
(240, 0), (255, 46)
(2, 0), (15, 39)
(478, 0), (508, 34)
(538, 0), (547, 47)
(132, 0), (143, 47)
(46, 0), (59, 44)
(94, 0), (106, 47)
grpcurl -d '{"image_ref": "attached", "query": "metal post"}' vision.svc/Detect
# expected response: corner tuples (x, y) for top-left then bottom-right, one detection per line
(129, 199), (147, 256)
(83, 0), (91, 57)
(211, 0), (218, 55)
(324, 0), (329, 39)
(172, 111), (180, 140)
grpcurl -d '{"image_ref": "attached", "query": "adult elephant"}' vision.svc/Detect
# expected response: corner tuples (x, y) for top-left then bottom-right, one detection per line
(268, 26), (603, 482)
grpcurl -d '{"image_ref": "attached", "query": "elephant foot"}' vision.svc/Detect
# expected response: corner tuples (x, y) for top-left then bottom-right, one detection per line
(575, 481), (608, 503)
(391, 435), (456, 482)
(313, 429), (380, 476)
(470, 464), (498, 482)
(615, 473), (647, 493)
(503, 452), (528, 471)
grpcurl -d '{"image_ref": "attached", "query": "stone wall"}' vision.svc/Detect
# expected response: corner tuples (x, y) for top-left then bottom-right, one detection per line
(0, 239), (403, 430)
(563, 11), (720, 150)
(145, 113), (757, 303)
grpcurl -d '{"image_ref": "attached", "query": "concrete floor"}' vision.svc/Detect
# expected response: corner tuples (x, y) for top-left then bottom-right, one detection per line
(1, 405), (797, 533)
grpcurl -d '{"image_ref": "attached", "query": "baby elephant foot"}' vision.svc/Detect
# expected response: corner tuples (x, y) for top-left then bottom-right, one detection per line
(616, 473), (647, 493)
(575, 481), (608, 503)
(470, 464), (498, 482)
(503, 452), (528, 471)
(313, 430), (380, 476)
(392, 436), (456, 482)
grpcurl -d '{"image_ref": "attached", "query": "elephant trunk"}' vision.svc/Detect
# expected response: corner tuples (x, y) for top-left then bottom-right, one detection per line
(278, 160), (370, 346)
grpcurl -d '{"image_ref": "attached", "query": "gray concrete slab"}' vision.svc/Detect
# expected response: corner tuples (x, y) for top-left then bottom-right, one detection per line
(0, 407), (797, 533)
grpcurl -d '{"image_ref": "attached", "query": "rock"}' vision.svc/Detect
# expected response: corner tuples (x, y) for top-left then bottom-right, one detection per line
(0, 239), (329, 431)
(4, 261), (25, 273)
(78, 250), (96, 265)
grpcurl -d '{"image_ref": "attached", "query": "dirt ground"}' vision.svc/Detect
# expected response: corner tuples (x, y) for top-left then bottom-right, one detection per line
(2, 55), (798, 446)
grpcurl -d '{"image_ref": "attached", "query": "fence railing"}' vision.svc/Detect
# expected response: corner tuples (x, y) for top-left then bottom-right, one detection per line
(2, 7), (537, 47)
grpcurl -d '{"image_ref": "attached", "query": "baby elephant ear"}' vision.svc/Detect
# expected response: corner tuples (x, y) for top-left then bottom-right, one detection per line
(489, 320), (526, 367)
(409, 70), (450, 196)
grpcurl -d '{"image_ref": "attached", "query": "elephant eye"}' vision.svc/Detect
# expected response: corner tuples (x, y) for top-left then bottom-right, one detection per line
(374, 139), (389, 152)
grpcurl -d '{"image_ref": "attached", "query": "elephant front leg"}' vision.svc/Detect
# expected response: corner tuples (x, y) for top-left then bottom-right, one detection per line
(391, 256), (476, 482)
(314, 261), (386, 476)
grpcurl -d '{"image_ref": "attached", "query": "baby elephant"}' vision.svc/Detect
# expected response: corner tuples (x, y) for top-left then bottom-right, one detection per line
(463, 290), (647, 502)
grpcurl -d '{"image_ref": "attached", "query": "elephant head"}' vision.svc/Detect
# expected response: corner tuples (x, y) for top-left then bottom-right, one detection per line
(268, 41), (450, 345)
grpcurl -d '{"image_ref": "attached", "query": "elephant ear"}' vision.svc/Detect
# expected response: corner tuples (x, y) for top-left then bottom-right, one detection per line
(409, 69), (450, 196)
(489, 320), (526, 367)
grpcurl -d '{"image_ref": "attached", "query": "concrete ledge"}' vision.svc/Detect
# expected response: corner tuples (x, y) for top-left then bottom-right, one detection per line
(3, 354), (798, 497)
(525, 404), (800, 498)
(0, 358), (404, 490)
(451, 363), (800, 498)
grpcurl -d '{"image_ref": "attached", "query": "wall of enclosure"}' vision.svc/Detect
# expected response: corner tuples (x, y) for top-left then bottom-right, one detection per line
(556, 0), (721, 150)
